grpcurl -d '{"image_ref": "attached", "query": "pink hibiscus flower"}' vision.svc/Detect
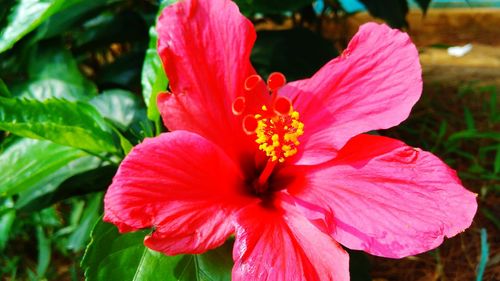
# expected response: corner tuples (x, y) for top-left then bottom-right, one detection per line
(103, 0), (478, 279)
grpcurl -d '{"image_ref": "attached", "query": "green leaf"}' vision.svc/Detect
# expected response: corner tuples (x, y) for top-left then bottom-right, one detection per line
(0, 138), (92, 197)
(0, 97), (119, 153)
(90, 89), (146, 131)
(36, 225), (51, 278)
(0, 0), (66, 53)
(448, 130), (500, 142)
(90, 89), (152, 147)
(18, 165), (116, 212)
(0, 198), (15, 251)
(0, 79), (11, 97)
(141, 27), (168, 122)
(14, 155), (105, 209)
(358, 0), (409, 28)
(34, 0), (120, 40)
(494, 146), (500, 174)
(464, 107), (476, 131)
(83, 220), (233, 281)
(66, 193), (103, 251)
(12, 44), (98, 101)
(74, 11), (148, 50)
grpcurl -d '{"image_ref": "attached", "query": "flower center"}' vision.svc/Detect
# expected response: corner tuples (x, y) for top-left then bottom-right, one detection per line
(231, 72), (305, 193)
(254, 104), (304, 163)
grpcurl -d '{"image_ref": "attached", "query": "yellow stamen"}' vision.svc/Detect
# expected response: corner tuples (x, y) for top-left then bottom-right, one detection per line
(254, 106), (304, 162)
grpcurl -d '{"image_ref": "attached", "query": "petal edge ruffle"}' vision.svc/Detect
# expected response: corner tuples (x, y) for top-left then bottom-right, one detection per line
(286, 134), (477, 258)
(282, 23), (422, 165)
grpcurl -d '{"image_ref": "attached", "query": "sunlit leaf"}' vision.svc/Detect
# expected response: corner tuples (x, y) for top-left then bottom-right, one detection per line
(0, 0), (66, 53)
(0, 138), (96, 197)
(141, 27), (168, 122)
(14, 156), (105, 209)
(0, 97), (119, 153)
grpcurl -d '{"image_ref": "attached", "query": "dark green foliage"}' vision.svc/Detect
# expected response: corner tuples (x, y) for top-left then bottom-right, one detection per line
(82, 220), (233, 281)
(252, 28), (338, 81)
(357, 0), (433, 28)
(358, 0), (409, 27)
(415, 0), (432, 12)
(234, 0), (314, 15)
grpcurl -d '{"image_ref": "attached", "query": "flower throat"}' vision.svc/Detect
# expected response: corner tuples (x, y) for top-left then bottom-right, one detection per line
(231, 72), (304, 192)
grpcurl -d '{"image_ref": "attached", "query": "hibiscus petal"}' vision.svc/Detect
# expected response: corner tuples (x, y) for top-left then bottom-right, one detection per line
(286, 134), (477, 258)
(281, 23), (422, 165)
(232, 198), (349, 281)
(157, 0), (257, 152)
(104, 131), (255, 255)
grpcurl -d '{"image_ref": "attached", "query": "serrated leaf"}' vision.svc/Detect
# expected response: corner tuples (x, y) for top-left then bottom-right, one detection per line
(0, 97), (119, 153)
(83, 220), (233, 281)
(0, 0), (66, 53)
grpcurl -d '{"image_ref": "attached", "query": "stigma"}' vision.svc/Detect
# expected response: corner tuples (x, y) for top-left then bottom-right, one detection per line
(232, 72), (304, 163)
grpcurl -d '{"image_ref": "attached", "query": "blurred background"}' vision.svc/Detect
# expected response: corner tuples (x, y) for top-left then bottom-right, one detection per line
(0, 0), (498, 280)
